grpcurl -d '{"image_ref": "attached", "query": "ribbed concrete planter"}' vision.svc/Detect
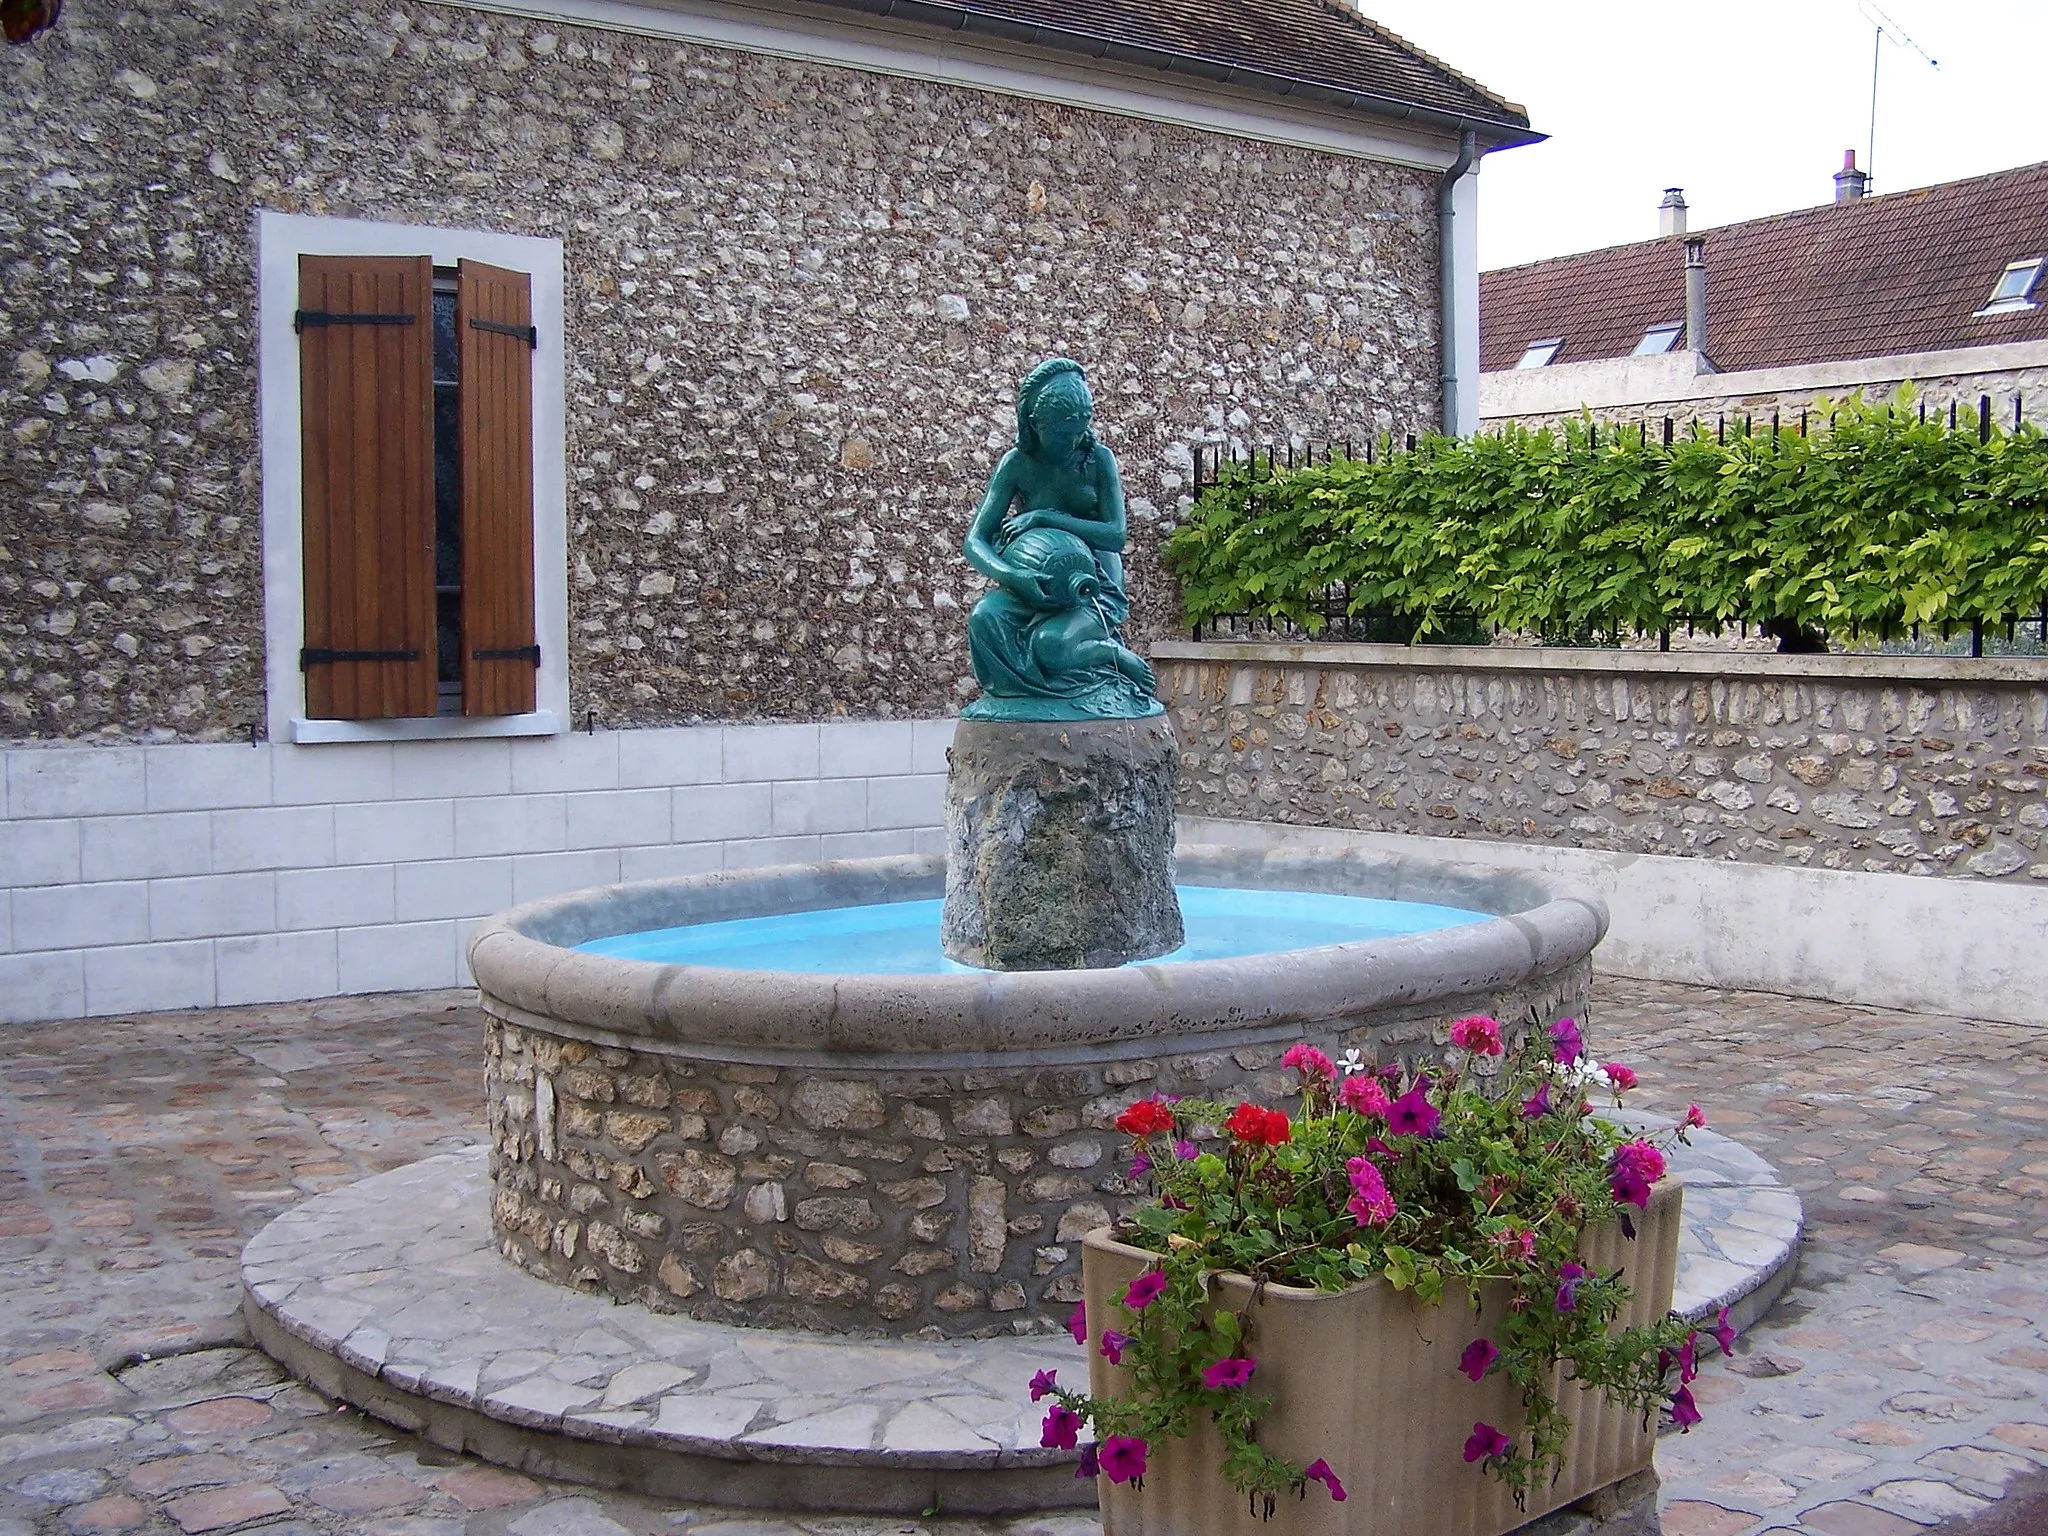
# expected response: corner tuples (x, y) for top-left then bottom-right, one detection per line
(466, 846), (1608, 1337)
(1083, 1179), (1682, 1536)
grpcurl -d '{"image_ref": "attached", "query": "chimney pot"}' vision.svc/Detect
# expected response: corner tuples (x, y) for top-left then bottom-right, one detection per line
(1658, 187), (1688, 237)
(1834, 149), (1869, 203)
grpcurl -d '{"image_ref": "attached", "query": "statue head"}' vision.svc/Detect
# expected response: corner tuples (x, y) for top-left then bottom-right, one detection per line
(1015, 358), (1094, 461)
(1002, 526), (1101, 612)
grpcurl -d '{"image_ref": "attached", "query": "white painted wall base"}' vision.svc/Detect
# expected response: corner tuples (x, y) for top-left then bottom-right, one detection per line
(1183, 816), (2048, 1028)
(1, 719), (955, 1024)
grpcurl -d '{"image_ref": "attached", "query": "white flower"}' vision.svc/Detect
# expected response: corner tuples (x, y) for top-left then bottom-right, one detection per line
(1338, 1049), (1366, 1076)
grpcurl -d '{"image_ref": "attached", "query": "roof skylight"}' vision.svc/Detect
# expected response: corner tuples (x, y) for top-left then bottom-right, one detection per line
(1514, 337), (1563, 369)
(1632, 323), (1684, 356)
(1978, 259), (2043, 316)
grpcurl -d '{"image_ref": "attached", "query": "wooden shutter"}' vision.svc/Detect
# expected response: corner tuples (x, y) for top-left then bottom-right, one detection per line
(457, 260), (538, 717)
(297, 255), (437, 719)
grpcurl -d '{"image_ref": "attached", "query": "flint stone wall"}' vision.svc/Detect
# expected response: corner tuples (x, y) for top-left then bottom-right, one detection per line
(483, 957), (1586, 1337)
(1159, 642), (2048, 882)
(0, 0), (1441, 742)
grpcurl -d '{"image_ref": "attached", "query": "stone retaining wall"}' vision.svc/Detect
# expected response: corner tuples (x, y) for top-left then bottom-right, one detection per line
(481, 960), (1586, 1336)
(1158, 643), (2048, 882)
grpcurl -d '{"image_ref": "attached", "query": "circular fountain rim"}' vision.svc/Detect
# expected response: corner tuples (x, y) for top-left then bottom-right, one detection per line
(467, 843), (1608, 1060)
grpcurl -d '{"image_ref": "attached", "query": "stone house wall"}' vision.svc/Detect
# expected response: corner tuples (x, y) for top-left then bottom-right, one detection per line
(1158, 642), (2048, 883)
(0, 0), (1444, 743)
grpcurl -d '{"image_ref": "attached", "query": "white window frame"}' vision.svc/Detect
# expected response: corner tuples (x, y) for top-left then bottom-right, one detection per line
(1514, 338), (1563, 369)
(1976, 258), (2043, 317)
(256, 211), (568, 744)
(1632, 322), (1684, 356)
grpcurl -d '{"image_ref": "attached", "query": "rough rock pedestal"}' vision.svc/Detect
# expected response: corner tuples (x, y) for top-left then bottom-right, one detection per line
(941, 715), (1184, 970)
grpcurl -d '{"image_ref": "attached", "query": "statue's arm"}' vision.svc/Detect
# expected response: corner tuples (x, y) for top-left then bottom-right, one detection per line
(964, 454), (1042, 599)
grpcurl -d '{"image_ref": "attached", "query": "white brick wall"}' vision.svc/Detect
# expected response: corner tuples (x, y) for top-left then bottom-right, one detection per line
(0, 718), (954, 1023)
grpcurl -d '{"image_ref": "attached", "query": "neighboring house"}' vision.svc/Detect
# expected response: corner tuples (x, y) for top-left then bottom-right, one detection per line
(0, 0), (1533, 1022)
(1478, 156), (2048, 428)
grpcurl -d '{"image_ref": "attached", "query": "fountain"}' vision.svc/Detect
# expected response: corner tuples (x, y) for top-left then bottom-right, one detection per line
(240, 361), (1799, 1517)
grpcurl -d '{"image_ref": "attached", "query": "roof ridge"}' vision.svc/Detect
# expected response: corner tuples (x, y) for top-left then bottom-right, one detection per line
(1485, 158), (2048, 278)
(1320, 0), (1529, 122)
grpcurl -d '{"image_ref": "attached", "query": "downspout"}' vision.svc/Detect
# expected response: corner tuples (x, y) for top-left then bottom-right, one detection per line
(1437, 128), (1478, 436)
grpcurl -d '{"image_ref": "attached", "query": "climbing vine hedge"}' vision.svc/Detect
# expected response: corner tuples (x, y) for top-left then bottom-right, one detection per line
(1162, 399), (2048, 649)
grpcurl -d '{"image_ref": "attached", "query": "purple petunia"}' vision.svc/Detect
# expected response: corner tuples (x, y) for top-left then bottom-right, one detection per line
(1201, 1356), (1257, 1390)
(1549, 1016), (1585, 1064)
(1099, 1329), (1130, 1366)
(1520, 1083), (1553, 1120)
(1099, 1435), (1148, 1484)
(1124, 1269), (1169, 1311)
(1074, 1443), (1099, 1480)
(1458, 1338), (1498, 1382)
(1669, 1384), (1701, 1431)
(1029, 1368), (1058, 1401)
(1304, 1458), (1347, 1502)
(1066, 1301), (1087, 1346)
(1386, 1085), (1441, 1138)
(1608, 1139), (1666, 1210)
(1040, 1404), (1081, 1450)
(1464, 1422), (1512, 1463)
(1174, 1138), (1201, 1162)
(1712, 1305), (1738, 1357)
(1554, 1261), (1590, 1313)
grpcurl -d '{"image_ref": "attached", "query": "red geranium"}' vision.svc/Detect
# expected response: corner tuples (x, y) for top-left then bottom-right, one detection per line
(1223, 1101), (1291, 1146)
(1114, 1097), (1176, 1136)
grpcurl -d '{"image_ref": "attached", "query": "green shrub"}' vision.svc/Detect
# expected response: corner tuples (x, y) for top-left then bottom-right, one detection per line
(1164, 397), (2048, 648)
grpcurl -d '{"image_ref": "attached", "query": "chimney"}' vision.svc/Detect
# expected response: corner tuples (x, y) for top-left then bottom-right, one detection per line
(1834, 150), (1869, 203)
(1684, 236), (1707, 356)
(1658, 187), (1688, 237)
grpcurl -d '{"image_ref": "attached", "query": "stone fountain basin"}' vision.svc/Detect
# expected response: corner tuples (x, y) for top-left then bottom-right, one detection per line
(465, 844), (1606, 1336)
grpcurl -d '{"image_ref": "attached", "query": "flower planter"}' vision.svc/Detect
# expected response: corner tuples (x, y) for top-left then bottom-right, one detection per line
(1083, 1178), (1682, 1536)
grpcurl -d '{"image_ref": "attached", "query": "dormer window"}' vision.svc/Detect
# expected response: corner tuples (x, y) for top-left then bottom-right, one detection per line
(1978, 259), (2043, 316)
(1514, 337), (1563, 369)
(1632, 322), (1684, 356)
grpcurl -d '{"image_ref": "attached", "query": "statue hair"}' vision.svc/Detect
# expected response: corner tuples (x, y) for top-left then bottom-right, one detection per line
(1015, 357), (1096, 456)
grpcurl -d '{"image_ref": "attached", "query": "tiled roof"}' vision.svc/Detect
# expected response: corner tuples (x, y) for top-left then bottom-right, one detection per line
(1480, 161), (2048, 374)
(799, 0), (1538, 141)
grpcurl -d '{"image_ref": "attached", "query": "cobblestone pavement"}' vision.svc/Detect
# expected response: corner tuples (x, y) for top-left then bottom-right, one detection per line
(1, 981), (2044, 1536)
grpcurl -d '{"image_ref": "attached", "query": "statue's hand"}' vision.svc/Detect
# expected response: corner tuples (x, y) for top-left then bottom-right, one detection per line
(1002, 508), (1052, 539)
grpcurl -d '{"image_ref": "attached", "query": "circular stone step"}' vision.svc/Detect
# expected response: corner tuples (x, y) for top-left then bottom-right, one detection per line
(242, 1135), (1798, 1516)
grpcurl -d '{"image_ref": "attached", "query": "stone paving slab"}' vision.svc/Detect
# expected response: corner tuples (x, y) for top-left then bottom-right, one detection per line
(241, 1129), (1794, 1511)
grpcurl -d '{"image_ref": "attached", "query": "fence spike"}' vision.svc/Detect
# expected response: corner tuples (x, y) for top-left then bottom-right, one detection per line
(1980, 395), (1992, 443)
(1663, 416), (1673, 446)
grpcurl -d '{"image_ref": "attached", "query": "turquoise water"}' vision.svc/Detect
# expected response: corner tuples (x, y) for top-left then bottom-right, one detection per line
(573, 885), (1490, 974)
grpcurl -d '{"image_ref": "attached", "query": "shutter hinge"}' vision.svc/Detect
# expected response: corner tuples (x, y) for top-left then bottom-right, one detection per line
(469, 316), (539, 349)
(472, 644), (541, 665)
(294, 311), (416, 332)
(301, 647), (420, 668)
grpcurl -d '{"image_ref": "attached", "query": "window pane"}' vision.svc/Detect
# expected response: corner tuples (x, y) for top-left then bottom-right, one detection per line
(1514, 339), (1562, 369)
(1990, 261), (2041, 304)
(1633, 324), (1682, 356)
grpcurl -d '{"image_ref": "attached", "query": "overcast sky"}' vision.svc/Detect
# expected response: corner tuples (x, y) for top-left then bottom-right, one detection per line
(1356, 0), (2048, 272)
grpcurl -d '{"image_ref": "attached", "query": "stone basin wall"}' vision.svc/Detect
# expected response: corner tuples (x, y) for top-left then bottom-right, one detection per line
(482, 956), (1586, 1337)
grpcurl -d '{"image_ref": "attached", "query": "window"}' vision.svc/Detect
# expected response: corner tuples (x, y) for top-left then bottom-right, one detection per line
(1632, 322), (1684, 356)
(1977, 259), (2043, 316)
(258, 214), (566, 744)
(1514, 337), (1564, 369)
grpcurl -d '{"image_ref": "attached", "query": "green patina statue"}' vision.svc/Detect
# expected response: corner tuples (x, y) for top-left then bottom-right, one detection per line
(961, 358), (1163, 721)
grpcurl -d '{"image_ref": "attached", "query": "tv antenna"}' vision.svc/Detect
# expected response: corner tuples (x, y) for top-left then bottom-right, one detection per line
(1858, 1), (1939, 193)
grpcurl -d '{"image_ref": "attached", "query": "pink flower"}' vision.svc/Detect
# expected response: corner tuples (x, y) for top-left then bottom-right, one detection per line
(1609, 1139), (1666, 1210)
(1339, 1075), (1391, 1116)
(1491, 1226), (1536, 1262)
(1669, 1384), (1701, 1431)
(1345, 1156), (1396, 1225)
(1040, 1404), (1081, 1449)
(1201, 1356), (1257, 1390)
(1520, 1083), (1553, 1120)
(1548, 1016), (1585, 1064)
(1602, 1062), (1638, 1091)
(1683, 1103), (1707, 1130)
(1099, 1329), (1130, 1366)
(1029, 1368), (1058, 1401)
(1066, 1302), (1087, 1346)
(1099, 1435), (1148, 1484)
(1678, 1333), (1698, 1383)
(1711, 1306), (1737, 1357)
(1386, 1085), (1440, 1138)
(1304, 1458), (1347, 1501)
(1458, 1338), (1498, 1382)
(1074, 1443), (1099, 1479)
(1464, 1422), (1511, 1463)
(1123, 1269), (1168, 1311)
(1450, 1015), (1504, 1056)
(1554, 1261), (1589, 1312)
(1282, 1042), (1335, 1080)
